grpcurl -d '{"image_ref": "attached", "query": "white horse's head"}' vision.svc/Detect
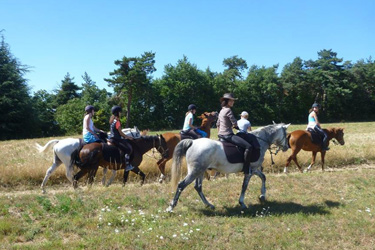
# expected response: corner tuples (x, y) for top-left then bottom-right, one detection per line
(273, 123), (290, 152)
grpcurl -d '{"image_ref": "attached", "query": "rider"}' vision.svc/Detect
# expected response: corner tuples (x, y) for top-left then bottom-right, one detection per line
(217, 93), (253, 174)
(306, 103), (329, 151)
(181, 104), (207, 139)
(237, 111), (252, 133)
(108, 105), (134, 171)
(82, 105), (104, 143)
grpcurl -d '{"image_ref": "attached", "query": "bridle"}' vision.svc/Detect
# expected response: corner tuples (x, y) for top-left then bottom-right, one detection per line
(254, 126), (288, 165)
(146, 135), (169, 160)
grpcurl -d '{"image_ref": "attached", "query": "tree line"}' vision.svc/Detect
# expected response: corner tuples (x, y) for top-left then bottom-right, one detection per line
(1, 34), (375, 140)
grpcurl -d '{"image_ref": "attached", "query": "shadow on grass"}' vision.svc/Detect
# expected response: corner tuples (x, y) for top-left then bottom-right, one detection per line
(198, 200), (341, 217)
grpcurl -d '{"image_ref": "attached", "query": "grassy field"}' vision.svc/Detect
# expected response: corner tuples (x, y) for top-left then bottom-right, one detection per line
(1, 122), (375, 249)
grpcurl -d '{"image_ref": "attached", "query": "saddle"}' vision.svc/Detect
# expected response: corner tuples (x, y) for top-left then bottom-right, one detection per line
(180, 129), (202, 140)
(220, 140), (260, 164)
(307, 128), (323, 145)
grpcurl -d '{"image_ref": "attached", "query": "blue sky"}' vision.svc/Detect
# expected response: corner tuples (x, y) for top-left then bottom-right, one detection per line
(1, 0), (374, 94)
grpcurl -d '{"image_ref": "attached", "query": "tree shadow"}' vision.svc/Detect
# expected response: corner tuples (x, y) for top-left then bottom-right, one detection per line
(198, 200), (341, 217)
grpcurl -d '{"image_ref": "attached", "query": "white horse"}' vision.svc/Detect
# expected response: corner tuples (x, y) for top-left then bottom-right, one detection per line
(35, 127), (145, 193)
(166, 123), (290, 212)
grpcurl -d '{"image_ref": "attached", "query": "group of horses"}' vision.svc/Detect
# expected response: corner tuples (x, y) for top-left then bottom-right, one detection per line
(35, 111), (345, 212)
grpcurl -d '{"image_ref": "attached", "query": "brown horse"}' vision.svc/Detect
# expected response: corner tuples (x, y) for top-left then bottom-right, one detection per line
(156, 111), (218, 183)
(284, 127), (345, 173)
(71, 135), (168, 188)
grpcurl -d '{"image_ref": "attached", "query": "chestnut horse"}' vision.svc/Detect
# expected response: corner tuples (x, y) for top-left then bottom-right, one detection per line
(284, 127), (345, 173)
(156, 111), (218, 183)
(71, 135), (167, 188)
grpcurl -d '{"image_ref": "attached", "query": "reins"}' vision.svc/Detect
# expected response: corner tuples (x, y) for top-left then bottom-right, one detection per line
(254, 126), (286, 166)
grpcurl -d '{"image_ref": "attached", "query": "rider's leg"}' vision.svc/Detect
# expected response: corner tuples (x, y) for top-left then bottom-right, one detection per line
(314, 125), (329, 151)
(230, 135), (252, 174)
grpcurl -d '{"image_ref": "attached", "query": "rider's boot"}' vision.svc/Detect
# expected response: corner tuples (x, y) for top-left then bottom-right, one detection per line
(243, 148), (252, 174)
(124, 154), (134, 171)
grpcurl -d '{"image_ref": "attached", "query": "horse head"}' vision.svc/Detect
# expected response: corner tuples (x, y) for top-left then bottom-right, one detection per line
(198, 111), (218, 128)
(274, 123), (291, 152)
(332, 127), (345, 145)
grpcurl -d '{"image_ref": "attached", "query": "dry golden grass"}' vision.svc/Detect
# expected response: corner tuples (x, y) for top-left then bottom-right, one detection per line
(0, 122), (374, 190)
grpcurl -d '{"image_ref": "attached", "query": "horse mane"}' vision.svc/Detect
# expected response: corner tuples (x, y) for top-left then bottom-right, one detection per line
(252, 123), (285, 135)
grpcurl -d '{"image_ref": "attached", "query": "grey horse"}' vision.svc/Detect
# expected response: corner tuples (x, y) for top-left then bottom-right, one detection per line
(166, 123), (290, 212)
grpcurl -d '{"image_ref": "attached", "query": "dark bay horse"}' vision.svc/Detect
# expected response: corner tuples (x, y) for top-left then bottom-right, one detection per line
(284, 127), (345, 173)
(156, 111), (218, 183)
(71, 135), (167, 188)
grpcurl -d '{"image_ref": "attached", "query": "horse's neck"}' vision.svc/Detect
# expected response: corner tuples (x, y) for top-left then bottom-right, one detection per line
(200, 119), (211, 136)
(325, 129), (334, 141)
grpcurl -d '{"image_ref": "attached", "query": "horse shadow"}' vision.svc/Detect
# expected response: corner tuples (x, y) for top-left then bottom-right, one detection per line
(199, 200), (341, 217)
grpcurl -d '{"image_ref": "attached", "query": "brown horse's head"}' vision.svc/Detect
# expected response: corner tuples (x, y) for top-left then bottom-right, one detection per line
(198, 111), (218, 127)
(331, 127), (345, 145)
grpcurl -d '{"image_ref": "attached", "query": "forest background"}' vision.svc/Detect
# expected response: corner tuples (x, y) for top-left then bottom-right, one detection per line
(1, 34), (375, 140)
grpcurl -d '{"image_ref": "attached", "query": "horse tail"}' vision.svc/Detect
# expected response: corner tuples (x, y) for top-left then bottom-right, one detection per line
(70, 140), (85, 168)
(35, 139), (60, 153)
(171, 139), (194, 191)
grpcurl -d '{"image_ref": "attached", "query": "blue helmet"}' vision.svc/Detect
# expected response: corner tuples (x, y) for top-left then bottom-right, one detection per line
(111, 105), (122, 115)
(188, 104), (197, 110)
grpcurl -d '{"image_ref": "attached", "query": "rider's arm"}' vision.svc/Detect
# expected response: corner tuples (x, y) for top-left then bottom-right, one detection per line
(312, 112), (321, 126)
(188, 117), (195, 129)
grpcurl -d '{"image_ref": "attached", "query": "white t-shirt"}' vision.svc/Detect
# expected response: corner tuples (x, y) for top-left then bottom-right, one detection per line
(183, 112), (194, 131)
(237, 118), (251, 133)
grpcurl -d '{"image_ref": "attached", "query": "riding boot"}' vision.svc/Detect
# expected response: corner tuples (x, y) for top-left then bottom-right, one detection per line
(243, 148), (252, 174)
(124, 154), (134, 171)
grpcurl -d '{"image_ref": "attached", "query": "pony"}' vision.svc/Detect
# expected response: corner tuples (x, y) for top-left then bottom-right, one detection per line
(156, 111), (218, 183)
(34, 130), (160, 193)
(71, 135), (167, 188)
(284, 127), (345, 173)
(166, 123), (290, 212)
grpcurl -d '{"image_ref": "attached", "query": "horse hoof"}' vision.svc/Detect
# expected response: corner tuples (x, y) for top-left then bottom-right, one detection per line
(73, 180), (78, 189)
(166, 206), (174, 213)
(207, 204), (215, 210)
(239, 203), (247, 210)
(259, 195), (266, 204)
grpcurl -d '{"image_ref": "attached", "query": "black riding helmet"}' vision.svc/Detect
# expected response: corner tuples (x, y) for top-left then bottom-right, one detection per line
(85, 105), (94, 113)
(312, 103), (321, 108)
(111, 105), (122, 116)
(188, 104), (197, 110)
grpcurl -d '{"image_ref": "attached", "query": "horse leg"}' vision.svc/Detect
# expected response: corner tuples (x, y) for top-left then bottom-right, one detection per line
(41, 159), (62, 194)
(123, 169), (130, 186)
(106, 170), (117, 187)
(194, 174), (214, 209)
(101, 168), (108, 186)
(321, 151), (326, 171)
(306, 152), (317, 172)
(254, 169), (266, 204)
(157, 159), (168, 183)
(239, 173), (252, 210)
(87, 166), (99, 186)
(166, 174), (197, 212)
(127, 167), (146, 186)
(73, 168), (90, 189)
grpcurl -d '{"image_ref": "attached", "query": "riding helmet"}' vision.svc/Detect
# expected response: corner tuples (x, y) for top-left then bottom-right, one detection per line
(111, 105), (122, 115)
(188, 104), (197, 110)
(85, 105), (94, 113)
(312, 103), (320, 108)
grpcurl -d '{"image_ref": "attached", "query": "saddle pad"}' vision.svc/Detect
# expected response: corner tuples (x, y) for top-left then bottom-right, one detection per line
(307, 128), (322, 145)
(102, 143), (124, 164)
(221, 141), (260, 164)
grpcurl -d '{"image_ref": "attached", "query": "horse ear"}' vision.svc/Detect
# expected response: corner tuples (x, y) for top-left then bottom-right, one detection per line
(284, 123), (291, 128)
(272, 121), (276, 125)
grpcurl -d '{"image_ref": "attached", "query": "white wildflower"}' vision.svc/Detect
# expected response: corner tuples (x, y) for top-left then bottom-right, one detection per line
(115, 229), (119, 233)
(108, 223), (112, 226)
(173, 234), (177, 238)
(365, 208), (371, 213)
(183, 223), (188, 227)
(160, 236), (164, 240)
